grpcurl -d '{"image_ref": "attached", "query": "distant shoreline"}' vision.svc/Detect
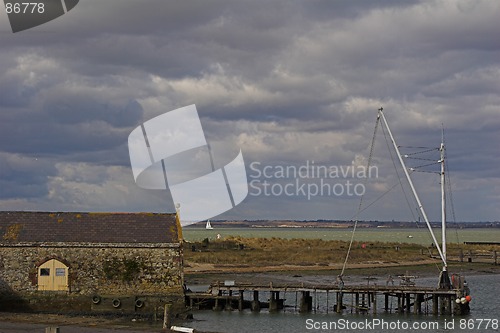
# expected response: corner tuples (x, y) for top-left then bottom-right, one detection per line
(185, 220), (500, 229)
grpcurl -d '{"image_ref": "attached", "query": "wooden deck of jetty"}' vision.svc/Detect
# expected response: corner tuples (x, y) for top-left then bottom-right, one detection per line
(186, 277), (470, 316)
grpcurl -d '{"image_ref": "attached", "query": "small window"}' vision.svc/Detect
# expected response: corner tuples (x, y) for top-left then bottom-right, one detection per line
(55, 268), (65, 276)
(40, 268), (50, 276)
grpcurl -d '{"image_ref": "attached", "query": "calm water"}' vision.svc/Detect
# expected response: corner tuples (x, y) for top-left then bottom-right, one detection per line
(184, 274), (500, 333)
(183, 227), (500, 246)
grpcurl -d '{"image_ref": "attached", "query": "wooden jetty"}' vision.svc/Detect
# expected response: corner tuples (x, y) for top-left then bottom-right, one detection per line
(186, 275), (471, 316)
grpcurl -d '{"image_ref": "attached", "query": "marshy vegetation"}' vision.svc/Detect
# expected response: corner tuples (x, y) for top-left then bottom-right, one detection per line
(184, 236), (499, 268)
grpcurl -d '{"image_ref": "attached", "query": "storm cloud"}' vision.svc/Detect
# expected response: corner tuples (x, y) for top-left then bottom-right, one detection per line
(0, 0), (499, 221)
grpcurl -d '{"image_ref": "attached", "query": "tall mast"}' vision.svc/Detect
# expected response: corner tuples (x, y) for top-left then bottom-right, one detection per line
(378, 108), (447, 267)
(440, 128), (447, 269)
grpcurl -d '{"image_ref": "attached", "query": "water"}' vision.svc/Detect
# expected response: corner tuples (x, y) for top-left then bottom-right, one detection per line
(184, 274), (500, 333)
(183, 227), (500, 246)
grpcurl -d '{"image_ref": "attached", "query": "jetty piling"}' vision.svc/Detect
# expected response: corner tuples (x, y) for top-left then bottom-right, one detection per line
(186, 279), (471, 316)
(45, 327), (59, 333)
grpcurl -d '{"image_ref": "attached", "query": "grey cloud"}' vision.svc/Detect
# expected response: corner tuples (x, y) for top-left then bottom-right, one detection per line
(0, 153), (57, 199)
(0, 0), (498, 221)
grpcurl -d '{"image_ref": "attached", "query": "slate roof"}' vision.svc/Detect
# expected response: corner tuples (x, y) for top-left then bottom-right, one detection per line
(0, 212), (179, 244)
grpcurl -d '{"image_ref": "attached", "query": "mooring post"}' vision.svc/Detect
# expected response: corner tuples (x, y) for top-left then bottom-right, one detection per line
(335, 292), (343, 313)
(214, 291), (222, 311)
(269, 291), (279, 312)
(238, 290), (244, 311)
(299, 291), (312, 313)
(163, 304), (172, 329)
(313, 289), (317, 313)
(251, 290), (260, 312)
(384, 293), (389, 312)
(418, 294), (424, 314)
(440, 295), (446, 315)
(432, 294), (438, 315)
(405, 293), (411, 313)
(225, 290), (234, 311)
(326, 290), (329, 314)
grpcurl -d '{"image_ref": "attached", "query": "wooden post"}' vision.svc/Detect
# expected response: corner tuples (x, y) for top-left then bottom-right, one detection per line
(468, 250), (472, 263)
(405, 293), (411, 313)
(238, 290), (244, 311)
(459, 248), (464, 262)
(397, 294), (402, 313)
(355, 293), (360, 314)
(214, 296), (220, 311)
(372, 292), (377, 314)
(225, 290), (233, 311)
(45, 327), (59, 333)
(440, 296), (446, 315)
(313, 289), (317, 313)
(163, 304), (172, 329)
(413, 294), (419, 314)
(494, 250), (498, 265)
(336, 292), (343, 313)
(299, 291), (312, 313)
(432, 294), (438, 315)
(269, 291), (279, 312)
(384, 293), (389, 312)
(326, 290), (329, 314)
(251, 290), (260, 312)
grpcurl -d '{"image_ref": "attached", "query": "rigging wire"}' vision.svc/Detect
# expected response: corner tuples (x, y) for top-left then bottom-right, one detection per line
(399, 146), (435, 149)
(410, 161), (441, 171)
(381, 120), (441, 273)
(381, 120), (417, 223)
(442, 131), (460, 245)
(340, 114), (380, 277)
(348, 181), (402, 218)
(403, 147), (439, 155)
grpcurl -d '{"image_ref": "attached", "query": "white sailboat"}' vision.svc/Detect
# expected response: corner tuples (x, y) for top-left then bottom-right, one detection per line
(205, 220), (214, 230)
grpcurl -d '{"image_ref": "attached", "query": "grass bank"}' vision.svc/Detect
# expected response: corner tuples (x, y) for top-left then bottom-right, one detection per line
(184, 236), (500, 275)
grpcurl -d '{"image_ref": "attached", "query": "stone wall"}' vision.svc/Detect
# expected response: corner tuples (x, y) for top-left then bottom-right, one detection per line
(0, 242), (184, 313)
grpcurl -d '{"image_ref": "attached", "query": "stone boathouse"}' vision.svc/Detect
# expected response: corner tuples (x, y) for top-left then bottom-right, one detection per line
(0, 211), (184, 314)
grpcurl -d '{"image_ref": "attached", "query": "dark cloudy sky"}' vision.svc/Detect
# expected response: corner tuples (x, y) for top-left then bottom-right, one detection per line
(0, 0), (499, 222)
